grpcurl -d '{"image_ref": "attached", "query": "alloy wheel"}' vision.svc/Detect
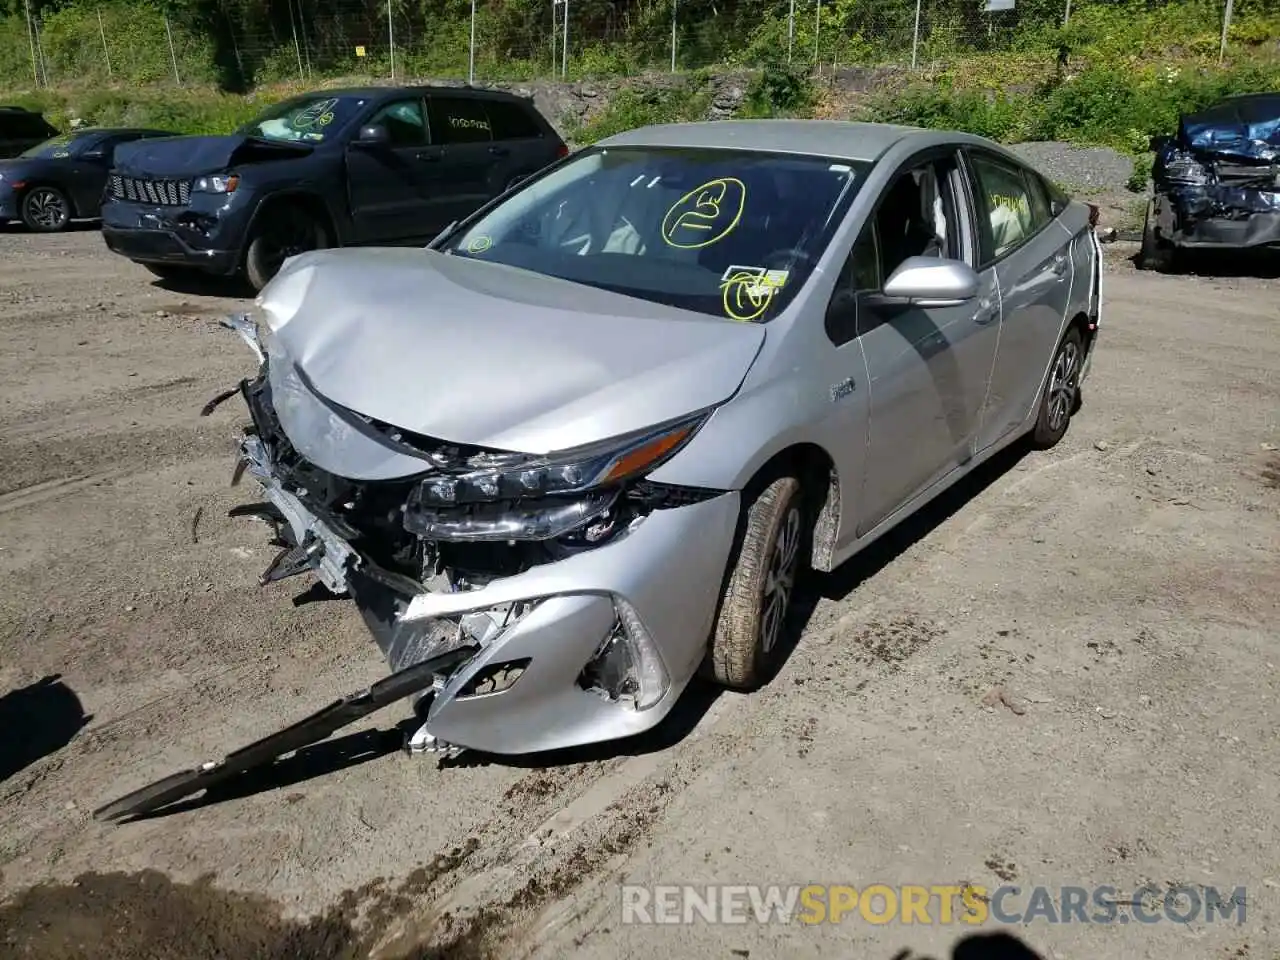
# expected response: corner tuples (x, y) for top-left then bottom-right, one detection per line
(1047, 339), (1080, 433)
(25, 188), (67, 230)
(760, 505), (801, 654)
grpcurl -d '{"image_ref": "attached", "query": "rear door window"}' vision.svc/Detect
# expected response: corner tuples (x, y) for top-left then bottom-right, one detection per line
(428, 96), (493, 145)
(484, 100), (543, 141)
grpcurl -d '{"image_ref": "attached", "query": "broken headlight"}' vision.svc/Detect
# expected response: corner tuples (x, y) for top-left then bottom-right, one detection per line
(409, 413), (708, 508)
(403, 489), (620, 541)
(1164, 151), (1211, 186)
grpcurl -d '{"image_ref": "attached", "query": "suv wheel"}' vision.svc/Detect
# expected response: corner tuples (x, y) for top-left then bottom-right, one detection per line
(703, 474), (809, 690)
(245, 206), (326, 291)
(22, 186), (70, 232)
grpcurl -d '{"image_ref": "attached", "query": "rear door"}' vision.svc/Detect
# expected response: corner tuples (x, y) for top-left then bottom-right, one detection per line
(425, 93), (504, 222)
(345, 96), (436, 242)
(483, 98), (557, 191)
(964, 148), (1075, 451)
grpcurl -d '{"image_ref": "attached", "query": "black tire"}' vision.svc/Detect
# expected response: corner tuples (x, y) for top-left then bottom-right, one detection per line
(704, 474), (808, 690)
(1031, 327), (1084, 449)
(244, 205), (326, 292)
(1136, 201), (1178, 273)
(21, 186), (70, 233)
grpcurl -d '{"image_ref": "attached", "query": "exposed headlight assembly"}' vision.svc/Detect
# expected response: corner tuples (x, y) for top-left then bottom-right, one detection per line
(408, 414), (709, 508)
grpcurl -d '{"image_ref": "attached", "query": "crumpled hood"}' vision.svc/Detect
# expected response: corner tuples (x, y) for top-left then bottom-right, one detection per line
(1179, 93), (1280, 162)
(112, 134), (312, 177)
(258, 247), (766, 456)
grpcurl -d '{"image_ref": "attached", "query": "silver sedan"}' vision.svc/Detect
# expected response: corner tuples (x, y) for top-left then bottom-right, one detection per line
(227, 119), (1103, 758)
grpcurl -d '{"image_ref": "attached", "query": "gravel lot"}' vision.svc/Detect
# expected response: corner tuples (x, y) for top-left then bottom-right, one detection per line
(0, 227), (1277, 960)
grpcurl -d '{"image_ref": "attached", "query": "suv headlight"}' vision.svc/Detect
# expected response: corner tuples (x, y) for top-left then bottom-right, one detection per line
(193, 173), (239, 194)
(409, 413), (708, 509)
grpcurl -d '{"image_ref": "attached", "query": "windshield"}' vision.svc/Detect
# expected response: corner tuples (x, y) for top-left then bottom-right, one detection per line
(446, 146), (870, 322)
(236, 95), (367, 144)
(20, 132), (93, 159)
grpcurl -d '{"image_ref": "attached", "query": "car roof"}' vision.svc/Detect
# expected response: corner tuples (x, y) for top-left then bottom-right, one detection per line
(0, 105), (42, 114)
(288, 85), (534, 104)
(594, 119), (1007, 163)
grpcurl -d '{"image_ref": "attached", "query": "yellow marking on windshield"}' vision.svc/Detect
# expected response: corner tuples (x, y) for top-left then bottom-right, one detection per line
(720, 267), (785, 322)
(661, 177), (746, 249)
(293, 98), (339, 131)
(467, 235), (493, 253)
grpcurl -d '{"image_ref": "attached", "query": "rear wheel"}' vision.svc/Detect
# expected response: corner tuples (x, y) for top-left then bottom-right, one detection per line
(244, 205), (326, 292)
(704, 474), (808, 690)
(1031, 327), (1083, 449)
(21, 186), (70, 233)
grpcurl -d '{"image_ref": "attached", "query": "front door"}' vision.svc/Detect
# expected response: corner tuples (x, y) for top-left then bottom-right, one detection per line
(854, 153), (1002, 537)
(346, 96), (435, 243)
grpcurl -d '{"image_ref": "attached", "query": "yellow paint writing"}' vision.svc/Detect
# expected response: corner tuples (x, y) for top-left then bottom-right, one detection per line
(293, 99), (339, 131)
(661, 177), (746, 249)
(720, 269), (783, 322)
(450, 116), (491, 131)
(990, 192), (1030, 216)
(467, 235), (492, 253)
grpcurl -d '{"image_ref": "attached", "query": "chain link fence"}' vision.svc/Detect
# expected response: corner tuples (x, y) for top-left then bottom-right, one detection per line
(0, 0), (1265, 92)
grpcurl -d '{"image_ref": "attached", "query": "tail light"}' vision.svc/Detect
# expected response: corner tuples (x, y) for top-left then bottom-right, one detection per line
(556, 143), (569, 159)
(1087, 203), (1100, 228)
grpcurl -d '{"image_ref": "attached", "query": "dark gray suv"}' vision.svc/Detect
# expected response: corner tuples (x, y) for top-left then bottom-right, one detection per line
(101, 86), (568, 290)
(0, 106), (59, 159)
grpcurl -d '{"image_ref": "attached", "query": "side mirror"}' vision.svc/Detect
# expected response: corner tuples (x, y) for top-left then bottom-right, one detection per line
(81, 148), (106, 162)
(882, 256), (980, 307)
(354, 124), (390, 147)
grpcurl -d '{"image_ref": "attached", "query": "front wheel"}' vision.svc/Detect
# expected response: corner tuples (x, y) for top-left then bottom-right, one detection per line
(21, 186), (70, 233)
(1031, 327), (1084, 449)
(244, 206), (326, 292)
(1136, 201), (1179, 273)
(704, 474), (808, 690)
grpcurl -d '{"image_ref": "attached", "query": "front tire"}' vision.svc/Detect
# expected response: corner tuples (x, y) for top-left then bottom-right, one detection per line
(704, 475), (808, 690)
(1031, 327), (1084, 449)
(21, 186), (70, 233)
(244, 205), (325, 292)
(1136, 201), (1178, 273)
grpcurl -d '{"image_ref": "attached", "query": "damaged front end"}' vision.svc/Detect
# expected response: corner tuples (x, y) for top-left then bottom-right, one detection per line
(211, 311), (741, 758)
(1150, 94), (1280, 250)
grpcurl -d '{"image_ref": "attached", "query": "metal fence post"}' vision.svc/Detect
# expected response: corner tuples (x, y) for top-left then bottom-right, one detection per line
(469, 0), (477, 83)
(1063, 0), (1071, 26)
(287, 0), (305, 81)
(550, 0), (557, 77)
(1219, 0), (1234, 62)
(164, 15), (181, 84)
(97, 9), (113, 78)
(911, 0), (922, 68)
(787, 0), (795, 63)
(812, 0), (820, 69)
(388, 0), (396, 80)
(23, 0), (39, 86)
(670, 0), (677, 72)
(562, 0), (569, 78)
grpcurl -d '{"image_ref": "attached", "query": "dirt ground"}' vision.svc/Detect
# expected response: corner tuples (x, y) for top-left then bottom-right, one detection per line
(0, 226), (1277, 960)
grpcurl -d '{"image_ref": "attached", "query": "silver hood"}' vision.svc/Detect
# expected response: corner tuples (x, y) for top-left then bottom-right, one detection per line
(258, 247), (766, 456)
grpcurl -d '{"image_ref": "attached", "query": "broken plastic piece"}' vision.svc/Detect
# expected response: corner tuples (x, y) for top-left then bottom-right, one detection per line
(92, 644), (478, 823)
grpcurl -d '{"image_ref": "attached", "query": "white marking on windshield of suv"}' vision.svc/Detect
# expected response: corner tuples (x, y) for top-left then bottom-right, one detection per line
(629, 174), (646, 187)
(645, 176), (662, 189)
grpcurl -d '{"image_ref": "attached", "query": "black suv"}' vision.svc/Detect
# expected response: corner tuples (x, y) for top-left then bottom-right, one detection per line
(101, 86), (568, 290)
(0, 106), (59, 158)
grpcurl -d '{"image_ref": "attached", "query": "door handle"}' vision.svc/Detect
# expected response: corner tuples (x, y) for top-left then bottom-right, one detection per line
(1051, 252), (1069, 275)
(488, 145), (510, 157)
(415, 151), (441, 162)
